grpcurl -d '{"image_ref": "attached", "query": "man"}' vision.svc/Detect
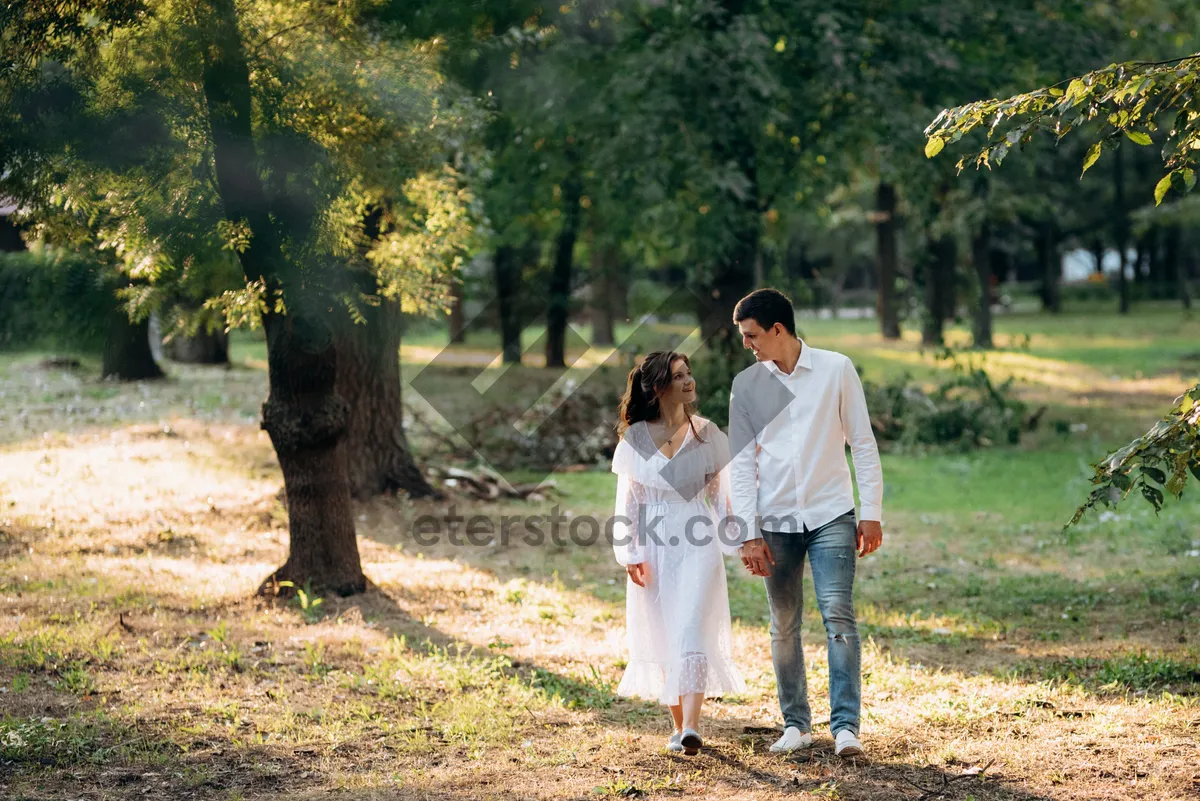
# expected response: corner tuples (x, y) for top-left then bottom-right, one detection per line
(728, 288), (884, 758)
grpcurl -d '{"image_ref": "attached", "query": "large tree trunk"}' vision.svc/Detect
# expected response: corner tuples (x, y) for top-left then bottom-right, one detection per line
(874, 181), (902, 340)
(589, 242), (620, 347)
(448, 277), (466, 344)
(546, 167), (582, 369)
(103, 307), (165, 381)
(700, 112), (759, 344)
(971, 221), (993, 349)
(1037, 220), (1061, 313)
(493, 244), (522, 364)
(203, 0), (362, 596)
(1164, 223), (1192, 310)
(0, 214), (24, 251)
(922, 233), (956, 347)
(701, 232), (757, 344)
(336, 296), (438, 500)
(165, 327), (229, 364)
(1113, 146), (1132, 315)
(260, 320), (363, 596)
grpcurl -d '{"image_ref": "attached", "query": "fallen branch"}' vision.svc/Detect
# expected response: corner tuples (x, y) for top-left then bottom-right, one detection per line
(902, 760), (996, 800)
(431, 466), (562, 502)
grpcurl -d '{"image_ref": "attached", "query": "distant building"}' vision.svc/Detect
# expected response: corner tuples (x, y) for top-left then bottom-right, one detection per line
(1061, 247), (1137, 282)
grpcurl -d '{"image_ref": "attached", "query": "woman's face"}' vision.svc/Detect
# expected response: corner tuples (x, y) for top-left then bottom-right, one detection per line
(659, 358), (697, 406)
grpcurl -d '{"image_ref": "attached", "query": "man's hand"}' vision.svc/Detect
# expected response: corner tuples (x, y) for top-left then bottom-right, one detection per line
(739, 537), (775, 577)
(626, 562), (648, 587)
(856, 520), (883, 558)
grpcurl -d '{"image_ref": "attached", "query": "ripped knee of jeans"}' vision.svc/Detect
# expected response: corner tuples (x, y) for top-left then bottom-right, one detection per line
(826, 624), (859, 643)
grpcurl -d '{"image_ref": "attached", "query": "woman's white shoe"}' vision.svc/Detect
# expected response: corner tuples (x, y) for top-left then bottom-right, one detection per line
(666, 731), (684, 753)
(769, 726), (814, 753)
(679, 728), (702, 755)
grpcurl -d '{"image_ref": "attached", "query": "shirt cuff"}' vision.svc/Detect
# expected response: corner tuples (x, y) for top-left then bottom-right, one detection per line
(859, 503), (882, 523)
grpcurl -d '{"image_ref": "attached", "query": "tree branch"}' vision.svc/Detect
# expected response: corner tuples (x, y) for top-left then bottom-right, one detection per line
(250, 21), (316, 57)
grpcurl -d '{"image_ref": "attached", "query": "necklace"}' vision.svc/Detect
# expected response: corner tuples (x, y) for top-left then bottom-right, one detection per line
(657, 416), (687, 446)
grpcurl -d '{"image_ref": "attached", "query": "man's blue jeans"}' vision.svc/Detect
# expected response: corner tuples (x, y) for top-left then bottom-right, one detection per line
(762, 510), (861, 736)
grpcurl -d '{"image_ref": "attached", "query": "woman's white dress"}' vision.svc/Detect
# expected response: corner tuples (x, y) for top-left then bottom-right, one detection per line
(610, 416), (746, 705)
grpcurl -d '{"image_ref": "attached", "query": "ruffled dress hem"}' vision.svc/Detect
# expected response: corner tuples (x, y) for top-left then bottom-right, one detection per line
(616, 657), (746, 706)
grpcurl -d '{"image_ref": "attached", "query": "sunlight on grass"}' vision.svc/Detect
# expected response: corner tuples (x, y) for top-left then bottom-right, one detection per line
(2, 311), (1199, 799)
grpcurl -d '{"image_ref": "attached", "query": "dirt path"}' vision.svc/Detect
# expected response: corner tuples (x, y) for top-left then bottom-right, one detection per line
(0, 359), (1197, 800)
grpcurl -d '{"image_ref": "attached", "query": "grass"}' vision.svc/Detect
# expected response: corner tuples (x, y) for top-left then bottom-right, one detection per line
(0, 305), (1197, 799)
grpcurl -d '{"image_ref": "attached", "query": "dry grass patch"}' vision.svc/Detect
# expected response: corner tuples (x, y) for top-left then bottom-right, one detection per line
(0, 354), (1197, 800)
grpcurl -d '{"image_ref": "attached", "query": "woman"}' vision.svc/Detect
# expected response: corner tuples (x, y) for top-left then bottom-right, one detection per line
(610, 350), (745, 755)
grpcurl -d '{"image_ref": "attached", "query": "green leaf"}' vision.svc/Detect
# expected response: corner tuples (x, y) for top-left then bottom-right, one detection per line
(1142, 466), (1167, 485)
(1124, 130), (1152, 146)
(1141, 484), (1165, 510)
(1182, 168), (1197, 192)
(1081, 142), (1102, 176)
(925, 137), (945, 159)
(1065, 78), (1087, 104)
(1154, 172), (1174, 206)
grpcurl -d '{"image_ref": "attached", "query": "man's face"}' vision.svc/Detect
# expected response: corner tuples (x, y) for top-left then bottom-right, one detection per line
(737, 318), (783, 362)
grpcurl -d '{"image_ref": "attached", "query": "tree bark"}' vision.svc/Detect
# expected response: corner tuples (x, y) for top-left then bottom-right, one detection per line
(165, 327), (229, 364)
(1164, 223), (1192, 310)
(874, 181), (902, 339)
(589, 242), (619, 347)
(202, 0), (363, 596)
(448, 276), (466, 344)
(1037, 220), (1061, 313)
(493, 244), (522, 364)
(701, 231), (756, 344)
(971, 221), (993, 349)
(336, 296), (438, 501)
(260, 320), (364, 596)
(0, 214), (24, 252)
(546, 166), (582, 369)
(922, 233), (955, 347)
(103, 307), (165, 381)
(1091, 238), (1105, 275)
(1113, 146), (1132, 315)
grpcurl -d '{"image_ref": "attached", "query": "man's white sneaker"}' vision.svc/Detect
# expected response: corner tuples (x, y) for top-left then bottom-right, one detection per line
(769, 726), (813, 753)
(834, 730), (863, 758)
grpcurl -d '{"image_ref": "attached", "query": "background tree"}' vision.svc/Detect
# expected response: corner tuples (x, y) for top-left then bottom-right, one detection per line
(924, 4), (1200, 518)
(1, 0), (464, 593)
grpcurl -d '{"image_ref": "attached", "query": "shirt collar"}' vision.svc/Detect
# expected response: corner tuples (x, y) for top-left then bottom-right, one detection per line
(762, 338), (811, 377)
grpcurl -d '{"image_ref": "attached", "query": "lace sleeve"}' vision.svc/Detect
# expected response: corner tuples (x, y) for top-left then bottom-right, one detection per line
(612, 472), (648, 565)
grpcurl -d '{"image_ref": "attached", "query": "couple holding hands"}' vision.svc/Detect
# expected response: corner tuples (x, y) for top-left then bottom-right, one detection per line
(610, 288), (884, 758)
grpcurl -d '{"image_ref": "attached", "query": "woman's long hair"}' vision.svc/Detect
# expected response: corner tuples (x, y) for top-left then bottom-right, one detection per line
(616, 350), (703, 441)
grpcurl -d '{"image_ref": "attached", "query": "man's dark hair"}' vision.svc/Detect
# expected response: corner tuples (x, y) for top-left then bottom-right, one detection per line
(733, 288), (797, 337)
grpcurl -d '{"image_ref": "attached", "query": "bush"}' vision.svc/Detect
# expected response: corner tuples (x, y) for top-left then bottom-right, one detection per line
(1059, 277), (1196, 307)
(0, 248), (114, 352)
(864, 356), (1031, 451)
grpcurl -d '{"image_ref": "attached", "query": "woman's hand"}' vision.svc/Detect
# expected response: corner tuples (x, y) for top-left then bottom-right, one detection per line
(626, 562), (648, 587)
(740, 538), (774, 577)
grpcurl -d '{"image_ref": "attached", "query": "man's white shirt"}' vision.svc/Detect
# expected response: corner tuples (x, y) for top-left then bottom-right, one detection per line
(728, 340), (883, 538)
